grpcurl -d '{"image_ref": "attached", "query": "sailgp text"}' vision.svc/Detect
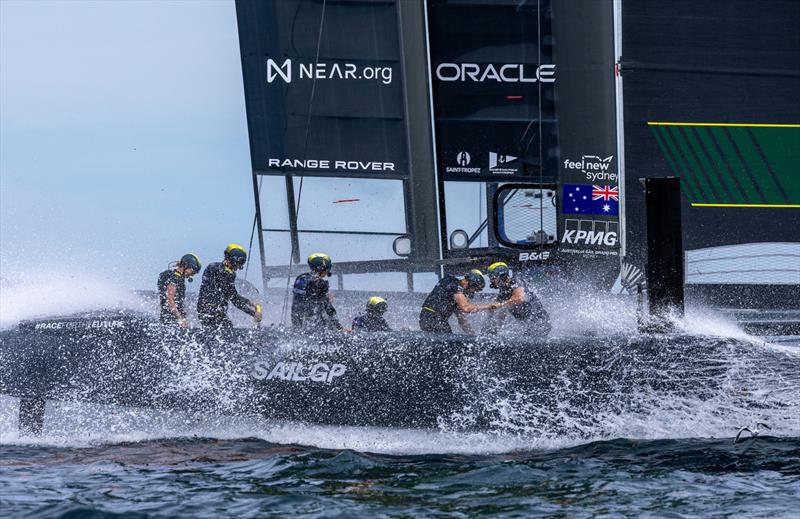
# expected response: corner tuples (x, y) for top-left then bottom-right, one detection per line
(252, 361), (347, 383)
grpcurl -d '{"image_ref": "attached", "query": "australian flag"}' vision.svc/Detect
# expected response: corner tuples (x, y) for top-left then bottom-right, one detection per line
(562, 184), (619, 216)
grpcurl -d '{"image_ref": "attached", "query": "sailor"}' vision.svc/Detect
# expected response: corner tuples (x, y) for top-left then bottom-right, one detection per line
(197, 244), (262, 330)
(484, 262), (551, 336)
(351, 297), (391, 332)
(157, 253), (202, 328)
(419, 269), (497, 334)
(291, 252), (343, 331)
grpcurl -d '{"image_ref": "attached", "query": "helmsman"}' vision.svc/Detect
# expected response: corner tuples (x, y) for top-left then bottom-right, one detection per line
(197, 244), (262, 330)
(419, 270), (498, 334)
(291, 252), (343, 331)
(483, 262), (551, 336)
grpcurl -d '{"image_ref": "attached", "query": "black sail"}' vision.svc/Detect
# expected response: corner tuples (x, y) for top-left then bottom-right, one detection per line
(620, 0), (800, 308)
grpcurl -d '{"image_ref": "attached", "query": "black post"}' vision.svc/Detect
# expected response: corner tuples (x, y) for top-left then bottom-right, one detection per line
(252, 173), (269, 293)
(643, 177), (684, 329)
(397, 0), (441, 265)
(285, 176), (301, 265)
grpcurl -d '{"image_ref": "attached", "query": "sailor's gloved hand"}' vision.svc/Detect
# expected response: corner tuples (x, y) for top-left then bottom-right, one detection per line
(253, 304), (263, 323)
(178, 318), (190, 329)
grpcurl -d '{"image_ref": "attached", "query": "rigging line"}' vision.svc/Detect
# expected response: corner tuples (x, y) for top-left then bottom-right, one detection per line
(281, 0), (327, 323)
(519, 119), (537, 155)
(537, 0), (545, 254)
(479, 182), (484, 247)
(243, 175), (264, 282)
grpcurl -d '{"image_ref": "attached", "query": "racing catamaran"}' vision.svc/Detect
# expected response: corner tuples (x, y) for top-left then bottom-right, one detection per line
(1, 0), (798, 435)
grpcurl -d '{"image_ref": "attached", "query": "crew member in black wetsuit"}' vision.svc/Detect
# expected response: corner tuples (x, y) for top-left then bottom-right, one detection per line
(291, 252), (343, 331)
(351, 297), (391, 332)
(419, 269), (498, 334)
(483, 262), (551, 336)
(157, 253), (202, 328)
(197, 244), (262, 330)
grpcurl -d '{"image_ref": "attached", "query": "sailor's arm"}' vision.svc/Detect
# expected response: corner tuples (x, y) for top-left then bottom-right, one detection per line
(500, 287), (526, 308)
(165, 283), (188, 328)
(323, 298), (343, 329)
(378, 317), (392, 332)
(454, 292), (497, 314)
(229, 285), (262, 322)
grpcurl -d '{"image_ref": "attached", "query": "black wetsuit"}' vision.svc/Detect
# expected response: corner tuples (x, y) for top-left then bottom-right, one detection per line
(486, 279), (551, 336)
(157, 269), (186, 325)
(196, 262), (256, 329)
(291, 273), (342, 330)
(351, 312), (391, 332)
(419, 275), (463, 333)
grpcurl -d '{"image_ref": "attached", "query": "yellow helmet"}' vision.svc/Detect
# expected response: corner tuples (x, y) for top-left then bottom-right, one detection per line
(367, 296), (388, 313)
(179, 253), (202, 272)
(308, 252), (333, 273)
(464, 269), (486, 290)
(224, 243), (247, 267)
(487, 262), (511, 280)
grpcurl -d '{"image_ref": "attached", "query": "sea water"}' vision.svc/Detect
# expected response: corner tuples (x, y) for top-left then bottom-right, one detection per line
(1, 406), (798, 518)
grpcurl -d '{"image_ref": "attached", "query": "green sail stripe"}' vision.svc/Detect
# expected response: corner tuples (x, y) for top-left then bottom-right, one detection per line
(652, 126), (705, 201)
(665, 126), (720, 202)
(650, 127), (700, 201)
(682, 126), (738, 203)
(693, 126), (748, 204)
(745, 128), (790, 203)
(728, 128), (786, 204)
(661, 126), (710, 202)
(749, 127), (800, 204)
(708, 127), (768, 204)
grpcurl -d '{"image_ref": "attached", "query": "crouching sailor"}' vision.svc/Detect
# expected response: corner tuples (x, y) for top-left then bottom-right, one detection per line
(197, 244), (262, 330)
(484, 262), (551, 336)
(158, 253), (201, 328)
(419, 269), (497, 334)
(291, 253), (343, 331)
(352, 297), (391, 332)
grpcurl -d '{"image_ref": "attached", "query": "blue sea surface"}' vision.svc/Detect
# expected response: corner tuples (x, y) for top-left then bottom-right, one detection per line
(1, 436), (798, 518)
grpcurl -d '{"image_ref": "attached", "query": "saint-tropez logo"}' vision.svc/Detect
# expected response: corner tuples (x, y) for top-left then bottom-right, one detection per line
(446, 150), (480, 174)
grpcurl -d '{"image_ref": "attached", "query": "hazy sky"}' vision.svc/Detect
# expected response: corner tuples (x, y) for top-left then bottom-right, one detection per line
(1, 0), (256, 289)
(0, 0), (490, 297)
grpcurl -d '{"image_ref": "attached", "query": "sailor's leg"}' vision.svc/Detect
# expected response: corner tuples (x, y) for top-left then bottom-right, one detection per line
(200, 313), (232, 330)
(419, 311), (438, 332)
(440, 319), (454, 334)
(18, 397), (46, 436)
(420, 313), (452, 334)
(221, 316), (234, 329)
(199, 315), (213, 329)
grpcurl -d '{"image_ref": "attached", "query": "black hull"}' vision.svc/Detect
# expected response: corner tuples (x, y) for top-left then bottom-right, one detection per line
(1, 314), (796, 434)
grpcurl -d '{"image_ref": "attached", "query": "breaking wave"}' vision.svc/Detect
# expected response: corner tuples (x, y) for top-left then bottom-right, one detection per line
(0, 270), (797, 455)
